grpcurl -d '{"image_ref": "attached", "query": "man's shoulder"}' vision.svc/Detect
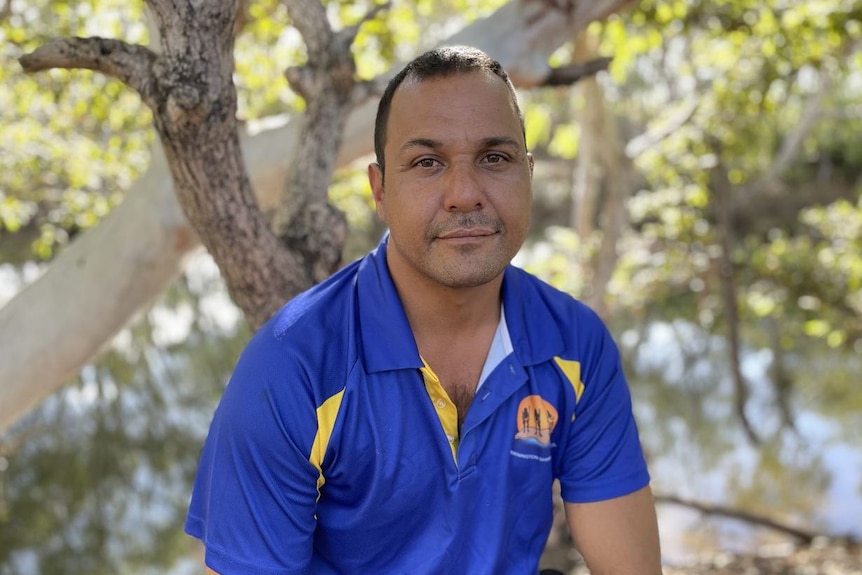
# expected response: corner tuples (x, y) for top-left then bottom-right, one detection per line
(263, 258), (363, 342)
(234, 259), (364, 391)
(507, 266), (603, 326)
(504, 266), (615, 370)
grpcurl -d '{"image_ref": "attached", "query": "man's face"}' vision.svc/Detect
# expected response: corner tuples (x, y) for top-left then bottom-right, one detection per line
(369, 70), (533, 291)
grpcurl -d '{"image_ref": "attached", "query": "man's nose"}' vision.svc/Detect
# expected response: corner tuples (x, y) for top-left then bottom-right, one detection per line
(443, 162), (484, 212)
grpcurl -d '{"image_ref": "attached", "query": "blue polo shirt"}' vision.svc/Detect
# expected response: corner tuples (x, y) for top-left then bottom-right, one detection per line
(185, 238), (649, 574)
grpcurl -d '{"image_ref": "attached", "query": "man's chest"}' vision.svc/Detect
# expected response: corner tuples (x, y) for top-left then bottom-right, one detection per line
(314, 360), (573, 518)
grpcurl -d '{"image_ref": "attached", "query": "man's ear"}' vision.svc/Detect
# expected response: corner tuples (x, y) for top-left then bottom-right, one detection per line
(368, 162), (385, 218)
(527, 153), (534, 179)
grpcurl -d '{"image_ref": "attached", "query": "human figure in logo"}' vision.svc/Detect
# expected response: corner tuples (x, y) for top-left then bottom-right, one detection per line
(522, 406), (530, 434)
(187, 45), (661, 575)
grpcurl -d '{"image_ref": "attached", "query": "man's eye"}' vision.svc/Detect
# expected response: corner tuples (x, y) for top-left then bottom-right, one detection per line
(415, 158), (440, 168)
(484, 153), (507, 164)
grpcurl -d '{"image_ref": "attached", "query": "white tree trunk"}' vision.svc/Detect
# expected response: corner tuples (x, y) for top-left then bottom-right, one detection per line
(0, 0), (631, 434)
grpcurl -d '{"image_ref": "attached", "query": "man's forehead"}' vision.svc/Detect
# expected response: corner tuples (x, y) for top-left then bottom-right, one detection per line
(388, 72), (520, 127)
(396, 69), (498, 92)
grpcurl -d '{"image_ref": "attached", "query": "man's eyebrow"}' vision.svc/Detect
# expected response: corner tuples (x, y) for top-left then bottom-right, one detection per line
(398, 138), (443, 154)
(481, 136), (521, 149)
(398, 136), (522, 154)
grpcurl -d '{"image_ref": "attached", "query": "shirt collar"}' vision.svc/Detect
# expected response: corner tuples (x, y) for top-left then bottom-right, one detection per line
(499, 266), (567, 366)
(357, 237), (565, 373)
(357, 238), (423, 373)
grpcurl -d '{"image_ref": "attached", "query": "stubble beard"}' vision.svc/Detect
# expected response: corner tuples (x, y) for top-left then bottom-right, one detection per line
(423, 218), (513, 289)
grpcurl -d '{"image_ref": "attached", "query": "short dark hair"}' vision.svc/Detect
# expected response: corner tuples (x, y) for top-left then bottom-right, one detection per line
(373, 46), (524, 175)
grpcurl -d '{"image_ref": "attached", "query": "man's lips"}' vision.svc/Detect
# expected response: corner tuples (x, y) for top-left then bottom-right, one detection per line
(437, 228), (497, 239)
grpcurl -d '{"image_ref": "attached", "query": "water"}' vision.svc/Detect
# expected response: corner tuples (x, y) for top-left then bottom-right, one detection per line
(625, 321), (862, 565)
(1, 257), (859, 573)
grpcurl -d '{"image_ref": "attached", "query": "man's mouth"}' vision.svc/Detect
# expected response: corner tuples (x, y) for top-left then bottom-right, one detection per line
(437, 228), (496, 240)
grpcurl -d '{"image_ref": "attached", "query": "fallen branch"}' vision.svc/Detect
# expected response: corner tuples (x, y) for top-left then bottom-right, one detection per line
(655, 493), (833, 544)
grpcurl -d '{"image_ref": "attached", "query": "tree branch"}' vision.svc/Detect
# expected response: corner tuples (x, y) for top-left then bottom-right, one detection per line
(569, 35), (636, 317)
(18, 38), (158, 104)
(759, 68), (834, 193)
(766, 316), (796, 431)
(143, 0), (193, 46)
(286, 0), (332, 61)
(233, 0), (254, 36)
(447, 0), (632, 87)
(625, 99), (698, 159)
(655, 493), (832, 544)
(337, 1), (391, 48)
(709, 152), (761, 445)
(543, 56), (612, 86)
(350, 75), (390, 108)
(0, 0), (12, 23)
(274, 0), (380, 282)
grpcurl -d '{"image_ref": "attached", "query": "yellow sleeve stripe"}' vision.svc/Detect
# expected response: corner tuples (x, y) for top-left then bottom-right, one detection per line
(553, 356), (585, 403)
(309, 389), (345, 495)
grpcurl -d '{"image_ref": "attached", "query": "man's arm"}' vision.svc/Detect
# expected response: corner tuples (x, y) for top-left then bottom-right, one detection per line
(185, 323), (324, 572)
(564, 485), (662, 575)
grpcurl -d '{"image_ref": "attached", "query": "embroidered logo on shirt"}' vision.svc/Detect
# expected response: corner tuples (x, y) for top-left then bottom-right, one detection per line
(513, 395), (558, 447)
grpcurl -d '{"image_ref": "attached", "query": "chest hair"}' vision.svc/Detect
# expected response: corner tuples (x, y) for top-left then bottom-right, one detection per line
(445, 380), (477, 427)
(432, 363), (483, 428)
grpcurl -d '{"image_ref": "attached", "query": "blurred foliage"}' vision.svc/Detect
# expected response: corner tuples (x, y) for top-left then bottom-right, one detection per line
(611, 0), (862, 353)
(0, 0), (153, 260)
(524, 0), (862, 360)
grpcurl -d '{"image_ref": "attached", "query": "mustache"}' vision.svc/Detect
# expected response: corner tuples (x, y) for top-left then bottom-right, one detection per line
(428, 214), (504, 237)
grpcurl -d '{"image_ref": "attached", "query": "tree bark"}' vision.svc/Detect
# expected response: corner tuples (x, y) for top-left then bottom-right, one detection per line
(270, 0), (387, 284)
(1, 0), (634, 435)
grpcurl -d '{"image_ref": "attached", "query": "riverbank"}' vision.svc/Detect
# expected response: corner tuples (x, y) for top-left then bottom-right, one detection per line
(562, 537), (862, 574)
(659, 538), (861, 574)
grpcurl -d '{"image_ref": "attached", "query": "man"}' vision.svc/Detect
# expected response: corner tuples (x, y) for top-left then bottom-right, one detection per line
(186, 46), (661, 574)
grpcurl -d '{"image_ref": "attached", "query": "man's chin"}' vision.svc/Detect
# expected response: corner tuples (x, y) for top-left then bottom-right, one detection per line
(437, 266), (506, 290)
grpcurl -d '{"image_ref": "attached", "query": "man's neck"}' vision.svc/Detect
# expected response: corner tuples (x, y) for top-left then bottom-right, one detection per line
(387, 263), (503, 342)
(400, 276), (502, 339)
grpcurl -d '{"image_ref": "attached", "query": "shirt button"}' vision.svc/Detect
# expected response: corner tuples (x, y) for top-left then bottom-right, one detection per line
(435, 399), (446, 409)
(446, 434), (455, 443)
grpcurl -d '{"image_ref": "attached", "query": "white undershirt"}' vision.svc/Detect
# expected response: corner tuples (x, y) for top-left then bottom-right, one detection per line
(476, 304), (513, 391)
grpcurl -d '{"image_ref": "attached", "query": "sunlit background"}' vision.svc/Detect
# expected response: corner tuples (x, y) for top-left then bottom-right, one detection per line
(1, 0), (860, 573)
